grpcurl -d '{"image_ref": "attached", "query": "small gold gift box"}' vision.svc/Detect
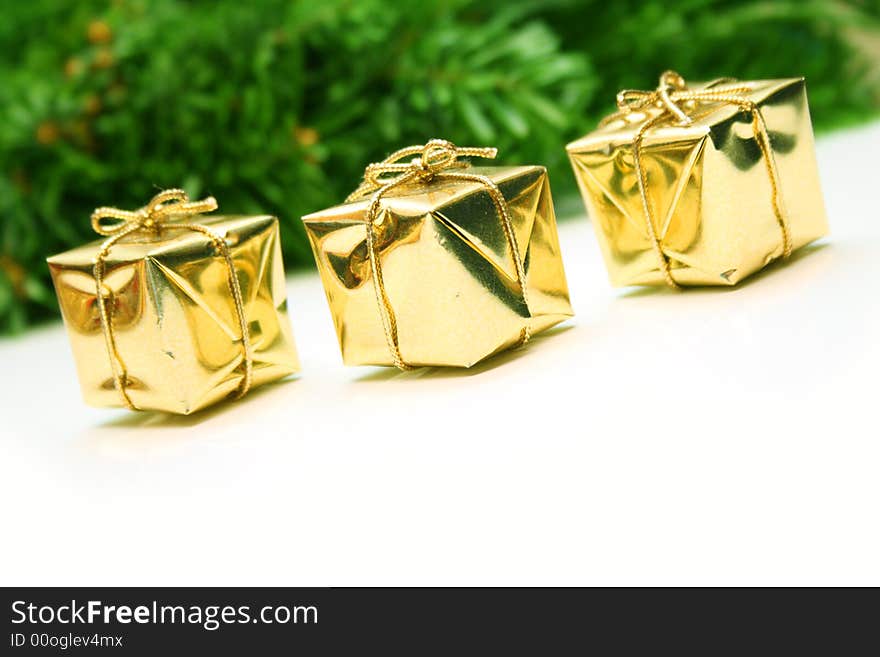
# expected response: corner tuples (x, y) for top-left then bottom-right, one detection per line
(47, 189), (299, 414)
(567, 72), (829, 287)
(302, 140), (573, 369)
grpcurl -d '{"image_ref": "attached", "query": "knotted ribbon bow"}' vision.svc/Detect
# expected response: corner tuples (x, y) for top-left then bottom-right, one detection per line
(347, 139), (499, 204)
(348, 140), (530, 370)
(90, 189), (253, 410)
(611, 70), (750, 126)
(91, 188), (218, 237)
(604, 71), (792, 288)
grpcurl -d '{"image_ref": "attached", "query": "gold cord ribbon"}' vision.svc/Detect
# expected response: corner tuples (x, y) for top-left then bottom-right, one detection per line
(603, 70), (792, 288)
(347, 139), (531, 370)
(91, 189), (253, 409)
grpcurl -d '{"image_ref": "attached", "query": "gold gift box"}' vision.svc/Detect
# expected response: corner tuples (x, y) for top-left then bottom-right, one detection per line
(303, 155), (573, 368)
(567, 75), (829, 287)
(47, 213), (299, 414)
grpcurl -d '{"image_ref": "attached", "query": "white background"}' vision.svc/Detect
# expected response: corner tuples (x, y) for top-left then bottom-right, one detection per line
(1, 122), (878, 586)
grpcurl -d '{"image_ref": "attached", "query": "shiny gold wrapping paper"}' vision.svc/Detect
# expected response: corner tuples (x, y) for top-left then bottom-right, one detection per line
(567, 77), (829, 286)
(47, 215), (299, 413)
(302, 165), (573, 367)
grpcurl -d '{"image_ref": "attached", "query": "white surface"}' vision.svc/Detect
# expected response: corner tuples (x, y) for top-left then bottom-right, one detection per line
(1, 123), (879, 587)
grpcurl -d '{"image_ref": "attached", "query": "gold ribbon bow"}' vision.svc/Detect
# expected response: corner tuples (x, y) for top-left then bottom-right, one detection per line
(605, 70), (792, 288)
(91, 189), (253, 410)
(348, 139), (531, 370)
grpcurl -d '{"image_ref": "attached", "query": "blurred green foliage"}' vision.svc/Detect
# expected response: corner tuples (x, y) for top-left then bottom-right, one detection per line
(1, 0), (878, 331)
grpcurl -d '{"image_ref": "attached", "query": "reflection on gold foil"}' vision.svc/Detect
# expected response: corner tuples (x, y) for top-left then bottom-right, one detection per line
(568, 77), (828, 287)
(303, 165), (573, 368)
(47, 215), (299, 414)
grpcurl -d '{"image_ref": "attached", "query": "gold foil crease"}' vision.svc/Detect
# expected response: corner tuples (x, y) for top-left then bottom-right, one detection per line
(303, 165), (573, 367)
(47, 215), (299, 413)
(567, 77), (829, 286)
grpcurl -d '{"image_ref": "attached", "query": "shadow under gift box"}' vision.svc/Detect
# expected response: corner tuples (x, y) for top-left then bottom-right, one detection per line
(47, 215), (300, 414)
(567, 77), (829, 287)
(302, 165), (573, 367)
